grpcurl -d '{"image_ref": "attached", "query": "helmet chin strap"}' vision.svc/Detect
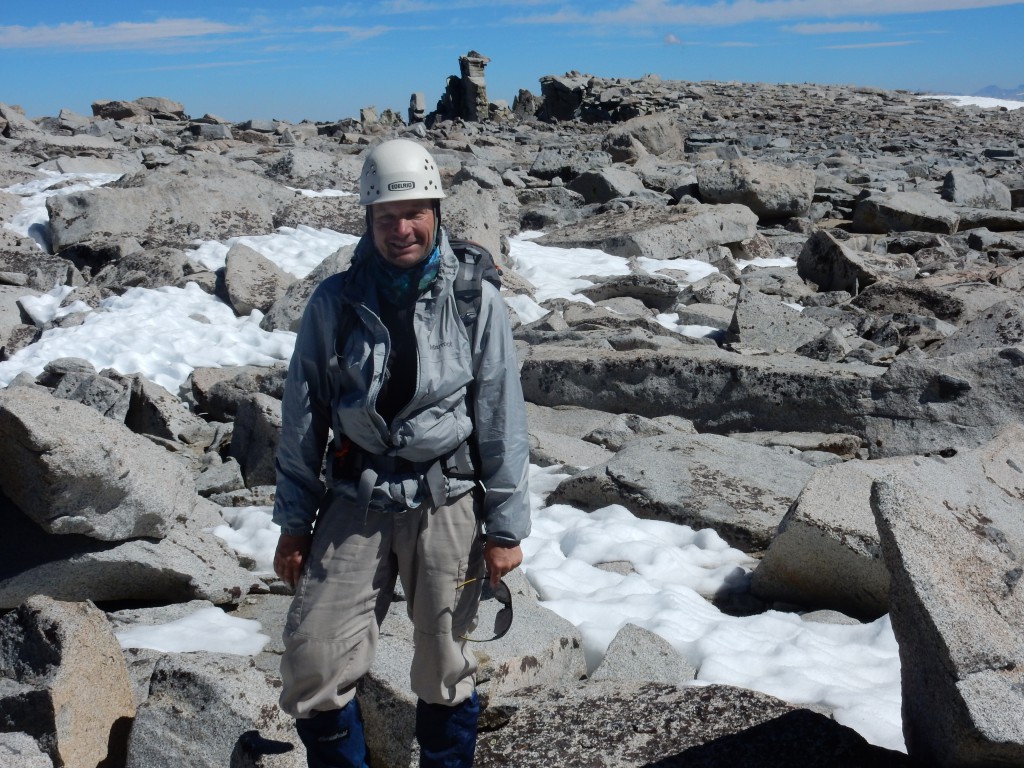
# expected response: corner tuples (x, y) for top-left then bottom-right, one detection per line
(431, 199), (442, 251)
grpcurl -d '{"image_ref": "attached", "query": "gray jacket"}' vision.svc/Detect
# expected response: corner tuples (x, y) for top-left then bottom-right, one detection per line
(272, 230), (531, 544)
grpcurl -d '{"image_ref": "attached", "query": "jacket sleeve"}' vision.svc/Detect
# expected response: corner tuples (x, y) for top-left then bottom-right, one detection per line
(471, 281), (531, 544)
(271, 280), (338, 536)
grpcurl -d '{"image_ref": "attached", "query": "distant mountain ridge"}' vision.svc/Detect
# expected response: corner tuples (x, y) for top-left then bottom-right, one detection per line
(972, 84), (1024, 101)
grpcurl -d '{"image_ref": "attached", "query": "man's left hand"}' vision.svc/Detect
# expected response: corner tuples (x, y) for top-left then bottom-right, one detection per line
(483, 541), (522, 586)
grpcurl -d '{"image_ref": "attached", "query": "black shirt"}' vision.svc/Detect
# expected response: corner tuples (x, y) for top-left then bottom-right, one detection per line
(375, 299), (417, 427)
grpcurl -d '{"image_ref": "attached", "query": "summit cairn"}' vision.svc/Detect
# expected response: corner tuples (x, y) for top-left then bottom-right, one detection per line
(435, 50), (491, 122)
(459, 50), (491, 121)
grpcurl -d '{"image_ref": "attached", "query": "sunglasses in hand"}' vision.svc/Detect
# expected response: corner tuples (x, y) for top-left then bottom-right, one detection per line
(456, 577), (513, 642)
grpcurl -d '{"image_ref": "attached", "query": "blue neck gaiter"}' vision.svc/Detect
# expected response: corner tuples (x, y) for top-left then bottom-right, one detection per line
(371, 244), (442, 306)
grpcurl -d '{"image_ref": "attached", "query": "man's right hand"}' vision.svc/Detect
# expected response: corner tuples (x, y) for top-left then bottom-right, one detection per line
(274, 533), (313, 588)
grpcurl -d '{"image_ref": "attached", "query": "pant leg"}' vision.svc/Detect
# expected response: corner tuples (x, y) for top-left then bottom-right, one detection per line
(279, 495), (397, 719)
(296, 700), (369, 768)
(393, 489), (485, 706)
(416, 691), (480, 768)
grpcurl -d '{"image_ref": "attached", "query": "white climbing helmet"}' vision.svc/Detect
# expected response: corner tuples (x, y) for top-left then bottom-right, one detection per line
(359, 139), (445, 205)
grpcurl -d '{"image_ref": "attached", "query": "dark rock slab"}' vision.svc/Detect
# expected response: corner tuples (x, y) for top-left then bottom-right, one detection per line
(475, 681), (912, 768)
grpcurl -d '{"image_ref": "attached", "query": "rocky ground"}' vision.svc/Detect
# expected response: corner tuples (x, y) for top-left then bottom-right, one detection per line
(0, 67), (1022, 767)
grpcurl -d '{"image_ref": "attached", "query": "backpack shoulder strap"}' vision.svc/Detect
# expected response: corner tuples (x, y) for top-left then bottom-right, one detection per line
(447, 238), (503, 474)
(449, 238), (502, 333)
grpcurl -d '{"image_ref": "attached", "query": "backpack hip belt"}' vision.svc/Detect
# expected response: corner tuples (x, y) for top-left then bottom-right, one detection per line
(332, 437), (478, 514)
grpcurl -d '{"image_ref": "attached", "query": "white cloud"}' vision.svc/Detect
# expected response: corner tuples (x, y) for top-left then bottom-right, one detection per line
(379, 0), (550, 12)
(665, 32), (683, 44)
(786, 21), (884, 33)
(824, 40), (917, 48)
(510, 0), (1024, 27)
(299, 5), (363, 19)
(0, 18), (246, 50)
(0, 16), (397, 54)
(138, 59), (276, 72)
(305, 24), (394, 42)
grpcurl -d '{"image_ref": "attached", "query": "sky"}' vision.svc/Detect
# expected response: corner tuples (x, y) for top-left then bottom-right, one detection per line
(1, 1), (1023, 123)
(1, 169), (904, 754)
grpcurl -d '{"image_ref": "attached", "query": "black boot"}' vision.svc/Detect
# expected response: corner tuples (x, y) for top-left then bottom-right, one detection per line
(295, 700), (370, 768)
(415, 691), (480, 768)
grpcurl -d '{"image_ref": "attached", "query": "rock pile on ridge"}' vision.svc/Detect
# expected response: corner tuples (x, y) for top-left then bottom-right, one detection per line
(1, 62), (1023, 767)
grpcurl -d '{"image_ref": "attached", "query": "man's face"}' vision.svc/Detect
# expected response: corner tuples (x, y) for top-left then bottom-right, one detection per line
(370, 199), (437, 268)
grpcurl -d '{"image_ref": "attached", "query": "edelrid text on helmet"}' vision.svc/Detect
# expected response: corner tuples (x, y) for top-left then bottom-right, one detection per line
(359, 139), (445, 205)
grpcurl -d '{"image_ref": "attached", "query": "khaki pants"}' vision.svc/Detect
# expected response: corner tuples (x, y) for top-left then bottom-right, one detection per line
(279, 488), (484, 718)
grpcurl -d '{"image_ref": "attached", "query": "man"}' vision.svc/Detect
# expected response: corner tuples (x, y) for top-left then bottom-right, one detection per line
(272, 138), (531, 768)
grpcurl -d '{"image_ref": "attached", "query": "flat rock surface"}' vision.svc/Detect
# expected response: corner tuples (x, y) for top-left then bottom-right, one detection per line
(476, 681), (912, 768)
